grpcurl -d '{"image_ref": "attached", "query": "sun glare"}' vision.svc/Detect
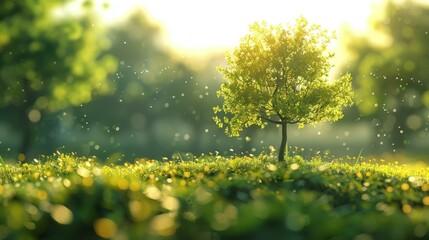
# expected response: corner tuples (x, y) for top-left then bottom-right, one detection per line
(102, 0), (380, 53)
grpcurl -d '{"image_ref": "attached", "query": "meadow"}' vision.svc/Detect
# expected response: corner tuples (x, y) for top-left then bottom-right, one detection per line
(1, 151), (429, 240)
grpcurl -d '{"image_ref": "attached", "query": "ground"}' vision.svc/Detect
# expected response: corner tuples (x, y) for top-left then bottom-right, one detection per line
(1, 151), (429, 239)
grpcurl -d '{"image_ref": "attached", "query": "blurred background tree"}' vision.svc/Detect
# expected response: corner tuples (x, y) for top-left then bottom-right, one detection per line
(0, 0), (117, 160)
(341, 0), (429, 152)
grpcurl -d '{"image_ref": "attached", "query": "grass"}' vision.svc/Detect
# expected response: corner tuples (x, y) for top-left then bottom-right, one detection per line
(1, 151), (429, 239)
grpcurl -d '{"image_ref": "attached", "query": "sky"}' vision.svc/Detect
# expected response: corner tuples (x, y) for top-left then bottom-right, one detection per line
(101, 0), (382, 54)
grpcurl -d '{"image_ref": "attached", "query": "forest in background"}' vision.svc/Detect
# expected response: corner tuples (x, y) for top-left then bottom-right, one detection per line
(1, 0), (429, 161)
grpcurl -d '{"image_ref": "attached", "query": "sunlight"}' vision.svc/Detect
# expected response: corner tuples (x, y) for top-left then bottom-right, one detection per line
(102, 0), (380, 53)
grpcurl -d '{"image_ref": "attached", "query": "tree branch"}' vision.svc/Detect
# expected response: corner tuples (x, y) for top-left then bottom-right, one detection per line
(259, 115), (283, 124)
(260, 107), (284, 124)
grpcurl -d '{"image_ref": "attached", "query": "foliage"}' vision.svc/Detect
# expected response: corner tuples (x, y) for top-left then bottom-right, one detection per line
(214, 17), (353, 136)
(0, 1), (117, 155)
(0, 0), (116, 111)
(1, 152), (429, 239)
(342, 0), (429, 149)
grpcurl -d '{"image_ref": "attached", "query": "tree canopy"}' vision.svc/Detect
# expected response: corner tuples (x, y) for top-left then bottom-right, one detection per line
(214, 17), (353, 161)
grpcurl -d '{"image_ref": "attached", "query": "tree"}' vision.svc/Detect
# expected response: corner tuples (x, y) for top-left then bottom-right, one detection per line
(341, 0), (429, 151)
(0, 1), (117, 159)
(214, 17), (353, 162)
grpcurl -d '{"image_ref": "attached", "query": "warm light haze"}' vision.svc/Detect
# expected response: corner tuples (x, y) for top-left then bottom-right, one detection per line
(101, 0), (381, 53)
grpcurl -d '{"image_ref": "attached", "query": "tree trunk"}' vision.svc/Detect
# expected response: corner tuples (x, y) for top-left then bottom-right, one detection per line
(390, 106), (413, 152)
(19, 109), (34, 158)
(279, 122), (287, 162)
(19, 78), (36, 160)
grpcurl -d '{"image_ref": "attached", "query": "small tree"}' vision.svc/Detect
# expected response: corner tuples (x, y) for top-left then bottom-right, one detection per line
(214, 17), (353, 162)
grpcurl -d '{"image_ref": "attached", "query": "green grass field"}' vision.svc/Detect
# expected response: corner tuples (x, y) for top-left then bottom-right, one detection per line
(1, 151), (429, 240)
